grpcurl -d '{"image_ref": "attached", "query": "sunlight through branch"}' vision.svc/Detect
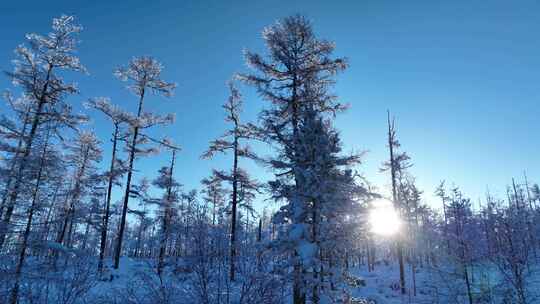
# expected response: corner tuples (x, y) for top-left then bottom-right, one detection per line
(369, 199), (401, 236)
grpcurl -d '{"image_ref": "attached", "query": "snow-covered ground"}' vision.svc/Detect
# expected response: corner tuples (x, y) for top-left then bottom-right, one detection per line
(3, 255), (540, 303)
(347, 260), (540, 304)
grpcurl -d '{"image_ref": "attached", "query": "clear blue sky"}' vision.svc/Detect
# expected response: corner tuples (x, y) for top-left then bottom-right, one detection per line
(0, 0), (538, 210)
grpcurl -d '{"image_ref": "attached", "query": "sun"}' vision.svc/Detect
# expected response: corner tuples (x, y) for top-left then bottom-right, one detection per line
(369, 199), (401, 236)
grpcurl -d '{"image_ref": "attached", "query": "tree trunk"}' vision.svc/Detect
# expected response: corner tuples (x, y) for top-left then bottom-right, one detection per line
(158, 150), (176, 279)
(98, 124), (119, 273)
(114, 89), (145, 269)
(229, 135), (239, 281)
(387, 111), (406, 295)
(41, 179), (61, 256)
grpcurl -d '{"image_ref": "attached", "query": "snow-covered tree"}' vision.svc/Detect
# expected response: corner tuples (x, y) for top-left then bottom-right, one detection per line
(201, 173), (227, 226)
(380, 111), (411, 295)
(113, 56), (175, 269)
(151, 146), (181, 279)
(9, 124), (56, 304)
(0, 15), (87, 250)
(86, 97), (131, 273)
(442, 186), (476, 304)
(270, 107), (368, 303)
(489, 180), (534, 304)
(239, 15), (368, 303)
(55, 131), (102, 249)
(0, 93), (33, 218)
(202, 81), (258, 281)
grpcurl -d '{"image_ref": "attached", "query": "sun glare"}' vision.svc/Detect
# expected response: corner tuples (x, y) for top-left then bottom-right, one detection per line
(369, 199), (401, 236)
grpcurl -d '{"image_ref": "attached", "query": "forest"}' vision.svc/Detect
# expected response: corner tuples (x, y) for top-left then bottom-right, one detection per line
(0, 13), (539, 304)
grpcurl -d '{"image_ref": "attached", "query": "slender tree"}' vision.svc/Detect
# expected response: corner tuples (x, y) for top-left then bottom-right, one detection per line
(449, 188), (474, 304)
(202, 81), (258, 281)
(153, 148), (180, 279)
(382, 111), (410, 295)
(436, 180), (451, 252)
(113, 56), (175, 269)
(239, 15), (348, 303)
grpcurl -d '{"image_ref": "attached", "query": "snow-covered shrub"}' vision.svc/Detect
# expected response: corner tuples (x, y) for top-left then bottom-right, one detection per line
(2, 256), (97, 304)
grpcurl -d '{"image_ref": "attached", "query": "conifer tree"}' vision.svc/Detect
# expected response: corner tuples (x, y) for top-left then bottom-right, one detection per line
(152, 148), (181, 279)
(239, 15), (362, 303)
(202, 81), (258, 281)
(113, 56), (175, 269)
(381, 111), (411, 295)
(271, 107), (367, 302)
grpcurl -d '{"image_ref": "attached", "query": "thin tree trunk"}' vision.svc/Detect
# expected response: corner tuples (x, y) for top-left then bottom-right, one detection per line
(256, 218), (262, 269)
(523, 173), (537, 260)
(366, 239), (372, 272)
(41, 179), (61, 256)
(464, 264), (473, 304)
(98, 123), (119, 273)
(290, 73), (306, 304)
(456, 201), (473, 304)
(312, 201), (320, 304)
(441, 195), (451, 252)
(114, 88), (145, 269)
(229, 131), (239, 281)
(157, 150), (176, 279)
(66, 212), (75, 248)
(387, 111), (406, 295)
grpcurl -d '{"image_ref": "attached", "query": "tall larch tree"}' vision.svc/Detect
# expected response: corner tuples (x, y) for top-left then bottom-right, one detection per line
(202, 81), (258, 281)
(381, 111), (411, 295)
(152, 146), (181, 280)
(238, 15), (351, 303)
(113, 56), (176, 269)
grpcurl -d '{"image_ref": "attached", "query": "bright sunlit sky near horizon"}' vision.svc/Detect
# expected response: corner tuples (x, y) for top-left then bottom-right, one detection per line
(0, 0), (538, 211)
